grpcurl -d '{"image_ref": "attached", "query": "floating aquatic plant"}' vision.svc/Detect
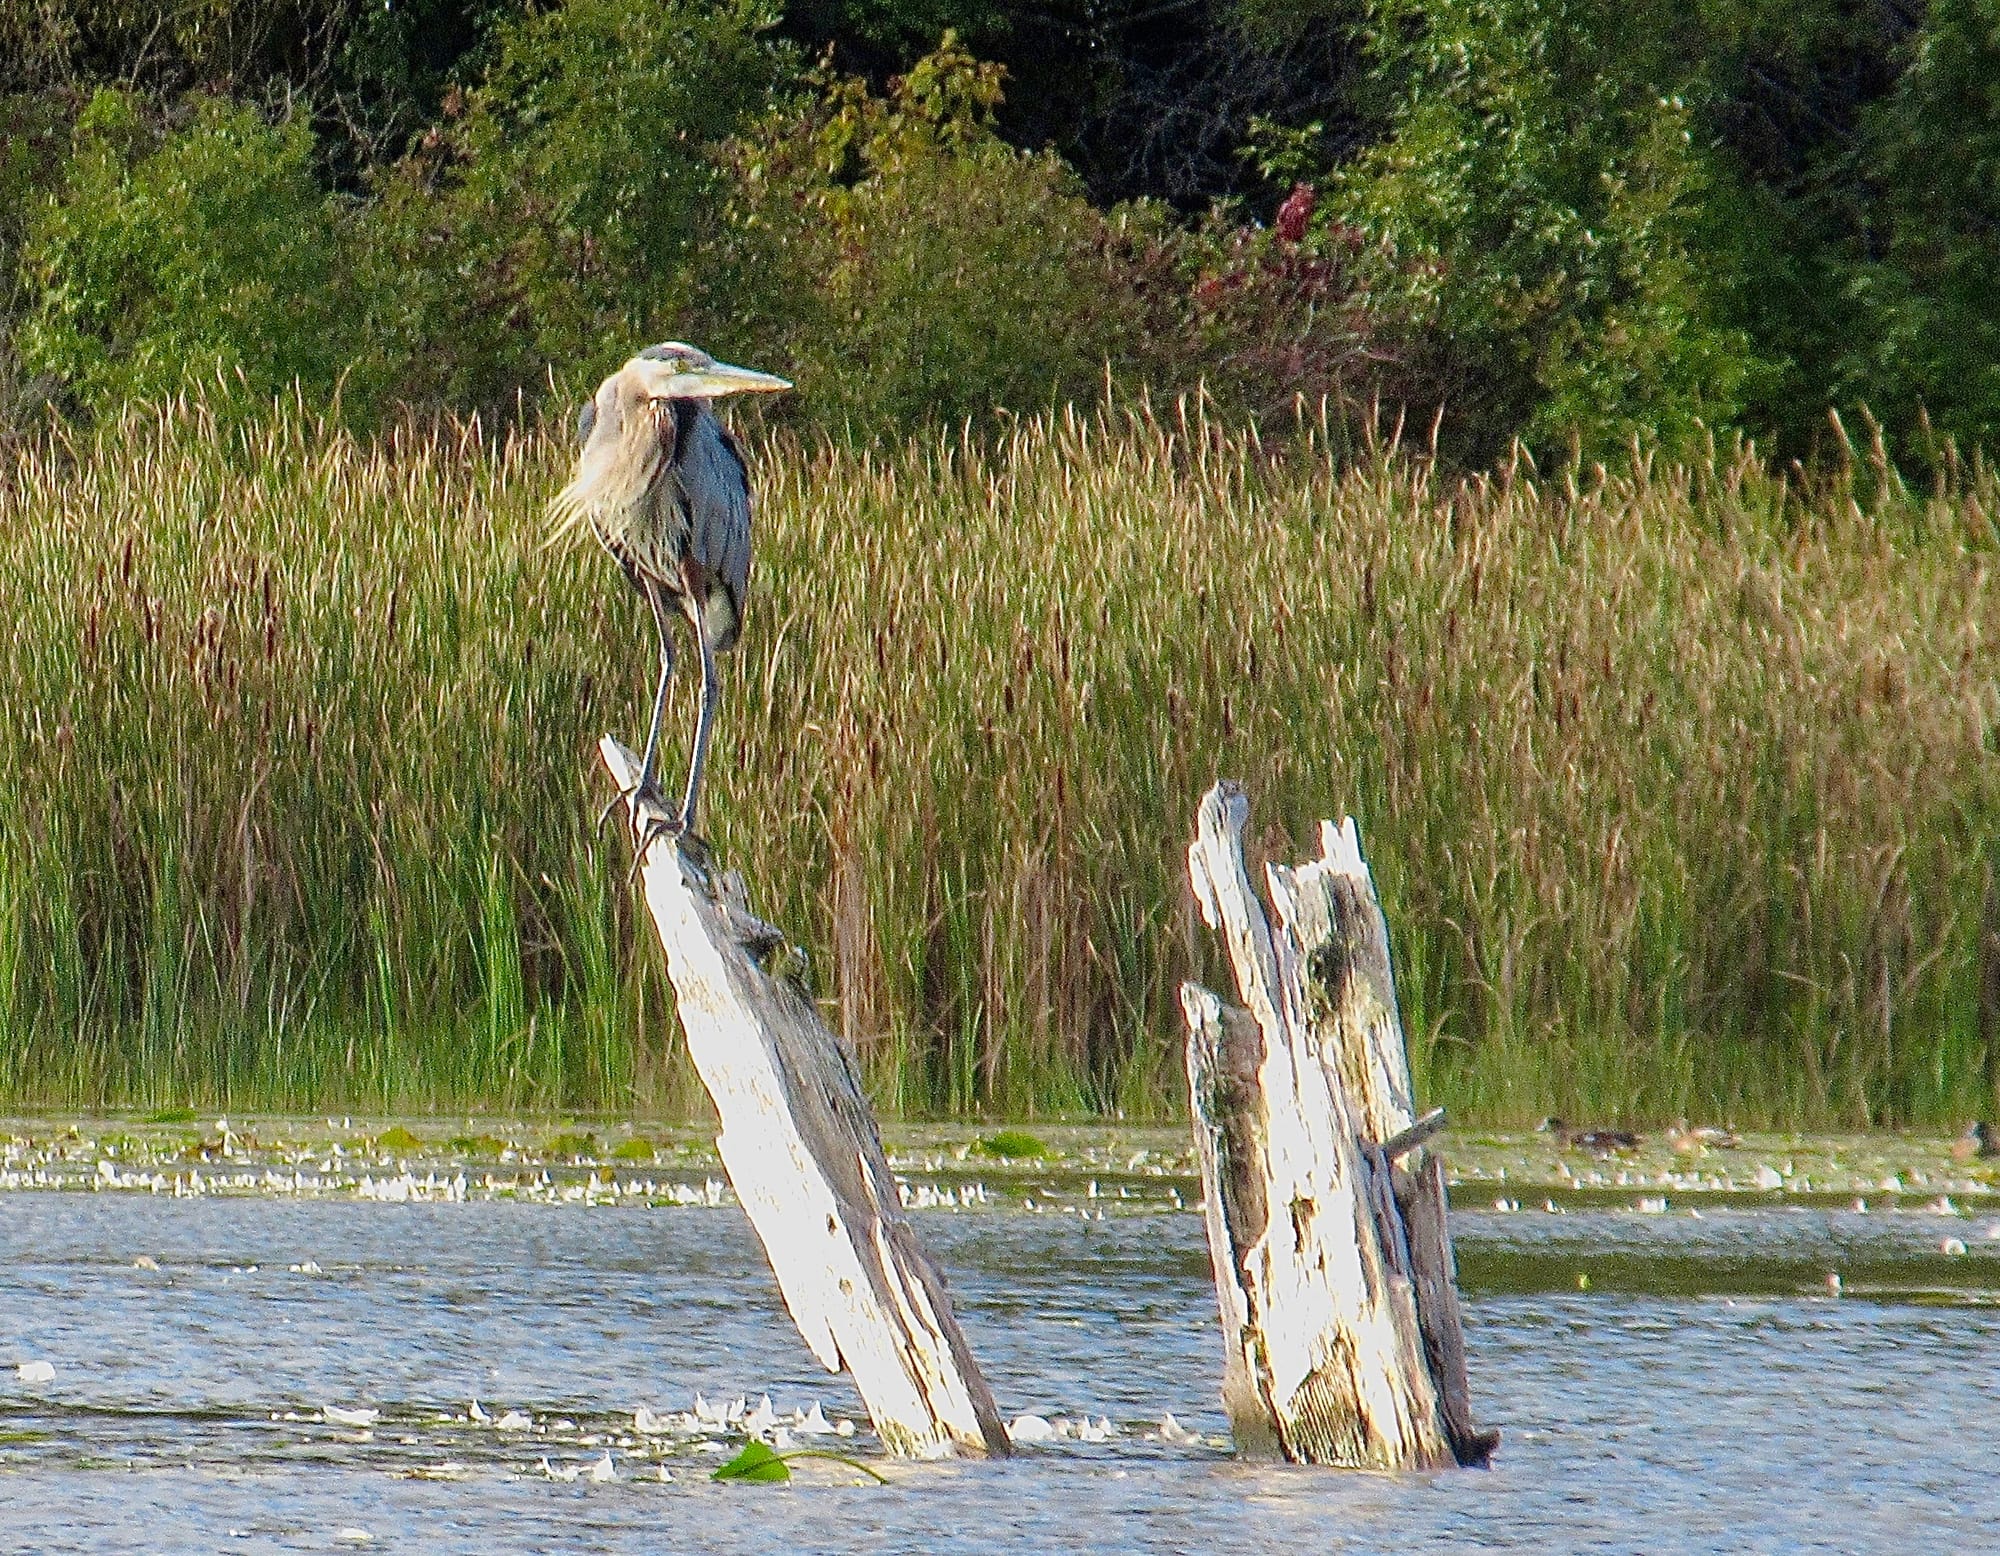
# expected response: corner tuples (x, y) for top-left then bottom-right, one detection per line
(710, 1439), (887, 1486)
(978, 1130), (1049, 1160)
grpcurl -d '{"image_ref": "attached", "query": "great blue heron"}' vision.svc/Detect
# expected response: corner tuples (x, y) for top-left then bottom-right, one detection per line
(549, 342), (791, 849)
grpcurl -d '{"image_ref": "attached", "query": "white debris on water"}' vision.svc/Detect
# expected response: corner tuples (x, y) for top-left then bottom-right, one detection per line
(632, 1405), (668, 1435)
(16, 1360), (55, 1385)
(404, 1462), (473, 1482)
(796, 1401), (834, 1436)
(1004, 1412), (1122, 1444)
(323, 1406), (380, 1428)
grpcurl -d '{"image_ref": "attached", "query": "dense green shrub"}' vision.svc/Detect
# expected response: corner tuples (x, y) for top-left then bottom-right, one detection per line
(701, 37), (1173, 429)
(1840, 0), (2000, 450)
(7, 1), (2000, 461)
(17, 89), (357, 413)
(1330, 0), (1772, 461)
(352, 0), (784, 412)
(0, 90), (76, 434)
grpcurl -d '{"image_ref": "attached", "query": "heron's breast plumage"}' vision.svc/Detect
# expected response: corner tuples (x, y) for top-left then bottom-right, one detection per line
(591, 466), (692, 586)
(554, 383), (751, 651)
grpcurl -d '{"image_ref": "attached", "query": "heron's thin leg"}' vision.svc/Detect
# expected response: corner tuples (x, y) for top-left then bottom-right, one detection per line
(634, 577), (677, 801)
(678, 603), (721, 835)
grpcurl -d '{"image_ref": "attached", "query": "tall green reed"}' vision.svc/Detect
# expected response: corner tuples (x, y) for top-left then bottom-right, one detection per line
(1, 393), (1996, 1124)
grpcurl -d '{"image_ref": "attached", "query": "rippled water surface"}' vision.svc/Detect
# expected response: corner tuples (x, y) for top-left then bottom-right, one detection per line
(5, 1158), (1998, 1553)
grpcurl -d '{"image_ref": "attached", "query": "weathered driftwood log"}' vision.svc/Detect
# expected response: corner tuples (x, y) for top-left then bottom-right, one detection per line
(601, 737), (1010, 1459)
(1182, 780), (1495, 1469)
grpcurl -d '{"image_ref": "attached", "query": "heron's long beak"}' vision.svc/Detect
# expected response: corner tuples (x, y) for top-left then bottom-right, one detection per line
(636, 358), (792, 400)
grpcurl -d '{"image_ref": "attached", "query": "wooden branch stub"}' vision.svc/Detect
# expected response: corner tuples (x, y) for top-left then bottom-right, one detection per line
(1383, 1108), (1448, 1161)
(600, 737), (1009, 1459)
(1183, 781), (1493, 1470)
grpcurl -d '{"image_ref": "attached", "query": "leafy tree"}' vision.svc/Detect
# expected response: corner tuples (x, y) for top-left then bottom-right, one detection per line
(1330, 0), (1772, 460)
(1843, 0), (2000, 449)
(354, 0), (784, 412)
(17, 88), (355, 411)
(702, 35), (1177, 430)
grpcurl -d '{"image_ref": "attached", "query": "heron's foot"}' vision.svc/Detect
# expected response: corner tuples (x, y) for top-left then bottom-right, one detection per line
(629, 802), (681, 854)
(598, 772), (668, 837)
(674, 826), (715, 877)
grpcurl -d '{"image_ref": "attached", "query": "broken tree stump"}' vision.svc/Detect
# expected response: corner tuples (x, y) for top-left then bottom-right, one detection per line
(1181, 780), (1495, 1470)
(601, 736), (1010, 1459)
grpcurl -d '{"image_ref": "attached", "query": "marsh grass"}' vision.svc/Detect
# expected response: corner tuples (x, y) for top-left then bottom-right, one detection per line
(2, 394), (1996, 1125)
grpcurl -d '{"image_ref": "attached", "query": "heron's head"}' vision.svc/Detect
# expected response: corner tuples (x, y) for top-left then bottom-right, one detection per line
(628, 342), (792, 402)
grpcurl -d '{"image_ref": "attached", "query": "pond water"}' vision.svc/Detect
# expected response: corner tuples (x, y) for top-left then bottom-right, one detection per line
(2, 1135), (1997, 1553)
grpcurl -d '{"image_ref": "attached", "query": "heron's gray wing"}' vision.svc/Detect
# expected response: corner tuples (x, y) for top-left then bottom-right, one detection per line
(575, 397), (597, 445)
(678, 407), (752, 649)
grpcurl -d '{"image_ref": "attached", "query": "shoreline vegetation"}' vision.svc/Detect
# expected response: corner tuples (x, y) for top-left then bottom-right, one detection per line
(1, 1116), (1994, 1211)
(2, 393), (1997, 1127)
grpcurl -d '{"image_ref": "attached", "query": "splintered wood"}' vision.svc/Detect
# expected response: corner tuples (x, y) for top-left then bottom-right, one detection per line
(601, 737), (1009, 1460)
(1182, 781), (1495, 1470)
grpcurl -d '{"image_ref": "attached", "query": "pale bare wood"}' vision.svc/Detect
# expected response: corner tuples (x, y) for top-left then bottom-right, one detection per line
(601, 737), (1009, 1459)
(1180, 983), (1280, 1456)
(1183, 780), (1492, 1470)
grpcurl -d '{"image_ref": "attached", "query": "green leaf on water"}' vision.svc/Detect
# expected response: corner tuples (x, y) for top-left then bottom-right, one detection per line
(143, 1108), (196, 1125)
(611, 1136), (656, 1161)
(712, 1439), (791, 1483)
(376, 1125), (423, 1153)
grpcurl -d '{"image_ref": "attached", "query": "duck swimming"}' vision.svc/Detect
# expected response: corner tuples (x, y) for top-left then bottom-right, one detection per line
(1667, 1121), (1741, 1153)
(1536, 1117), (1641, 1154)
(1949, 1121), (1998, 1163)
